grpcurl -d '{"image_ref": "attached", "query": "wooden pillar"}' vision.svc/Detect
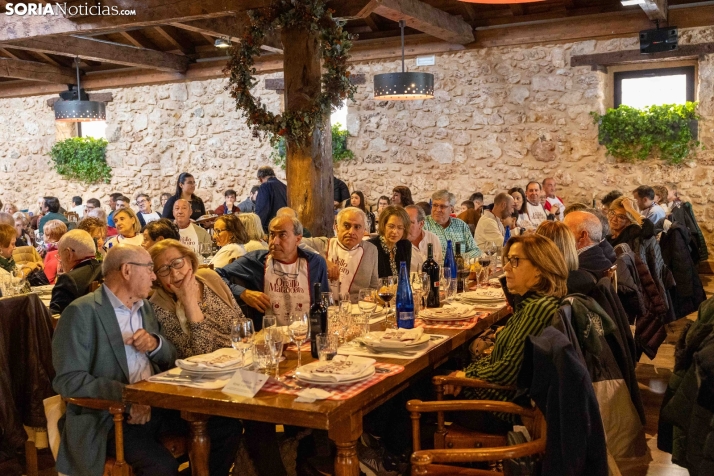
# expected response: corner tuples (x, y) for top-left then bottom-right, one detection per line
(282, 26), (334, 237)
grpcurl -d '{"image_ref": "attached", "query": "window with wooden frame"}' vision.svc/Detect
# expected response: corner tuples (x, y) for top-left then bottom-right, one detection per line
(614, 65), (695, 109)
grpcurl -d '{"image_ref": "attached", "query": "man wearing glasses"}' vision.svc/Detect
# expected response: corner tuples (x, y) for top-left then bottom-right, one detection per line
(423, 189), (482, 260)
(52, 244), (178, 476)
(217, 215), (329, 329)
(135, 193), (161, 227)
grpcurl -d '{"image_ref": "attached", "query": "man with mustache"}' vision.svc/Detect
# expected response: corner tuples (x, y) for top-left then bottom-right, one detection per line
(217, 215), (328, 329)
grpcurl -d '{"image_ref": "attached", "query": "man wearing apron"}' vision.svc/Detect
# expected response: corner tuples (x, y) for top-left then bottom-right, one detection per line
(216, 215), (329, 329)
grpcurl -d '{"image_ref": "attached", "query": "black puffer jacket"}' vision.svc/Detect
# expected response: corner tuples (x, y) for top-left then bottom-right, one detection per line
(660, 222), (707, 319)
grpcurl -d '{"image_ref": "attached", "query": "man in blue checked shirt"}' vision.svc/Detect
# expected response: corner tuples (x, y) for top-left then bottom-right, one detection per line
(424, 189), (482, 260)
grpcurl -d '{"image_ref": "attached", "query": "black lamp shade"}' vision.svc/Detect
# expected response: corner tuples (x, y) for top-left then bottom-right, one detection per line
(54, 100), (106, 122)
(374, 72), (434, 100)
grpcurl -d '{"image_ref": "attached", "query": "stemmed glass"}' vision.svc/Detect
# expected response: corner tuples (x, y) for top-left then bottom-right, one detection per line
(289, 313), (310, 368)
(410, 272), (430, 317)
(442, 267), (452, 303)
(230, 319), (254, 367)
(377, 277), (396, 328)
(199, 242), (213, 264)
(265, 327), (285, 377)
(339, 294), (352, 340)
(262, 315), (277, 331)
(484, 242), (497, 271)
(357, 288), (377, 335)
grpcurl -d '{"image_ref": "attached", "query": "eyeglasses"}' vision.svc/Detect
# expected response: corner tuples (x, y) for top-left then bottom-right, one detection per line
(155, 256), (187, 277)
(272, 260), (299, 279)
(214, 228), (226, 234)
(136, 199), (148, 205)
(607, 211), (630, 221)
(504, 256), (529, 268)
(385, 224), (405, 232)
(123, 262), (155, 272)
(432, 203), (450, 210)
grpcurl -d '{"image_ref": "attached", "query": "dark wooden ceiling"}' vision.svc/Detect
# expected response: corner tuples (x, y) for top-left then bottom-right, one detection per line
(0, 0), (709, 97)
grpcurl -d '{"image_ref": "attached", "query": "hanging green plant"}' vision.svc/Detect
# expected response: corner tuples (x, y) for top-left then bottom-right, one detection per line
(270, 122), (355, 169)
(48, 136), (111, 184)
(590, 102), (701, 165)
(224, 0), (357, 147)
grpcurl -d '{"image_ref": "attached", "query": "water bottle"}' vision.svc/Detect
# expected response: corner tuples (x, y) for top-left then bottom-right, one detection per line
(396, 261), (414, 329)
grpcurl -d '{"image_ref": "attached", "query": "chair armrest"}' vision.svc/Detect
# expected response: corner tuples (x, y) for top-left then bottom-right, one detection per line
(433, 375), (516, 392)
(411, 437), (547, 465)
(65, 397), (125, 415)
(407, 399), (535, 418)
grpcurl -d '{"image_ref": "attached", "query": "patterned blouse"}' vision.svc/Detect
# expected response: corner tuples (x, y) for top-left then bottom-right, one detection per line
(152, 284), (245, 360)
(379, 235), (398, 277)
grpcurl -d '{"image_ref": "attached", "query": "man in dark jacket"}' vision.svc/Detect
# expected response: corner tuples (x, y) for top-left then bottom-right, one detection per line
(334, 176), (350, 209)
(217, 216), (329, 329)
(254, 166), (287, 232)
(50, 229), (102, 314)
(238, 185), (259, 213)
(564, 211), (614, 278)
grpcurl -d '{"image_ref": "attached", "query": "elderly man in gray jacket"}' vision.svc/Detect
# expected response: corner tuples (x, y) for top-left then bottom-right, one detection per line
(304, 207), (379, 301)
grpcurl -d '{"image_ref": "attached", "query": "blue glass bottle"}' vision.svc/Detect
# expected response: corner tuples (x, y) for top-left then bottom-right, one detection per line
(444, 240), (457, 279)
(396, 261), (415, 329)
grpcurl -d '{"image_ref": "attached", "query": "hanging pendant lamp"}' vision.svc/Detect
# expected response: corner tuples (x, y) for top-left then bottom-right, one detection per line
(54, 58), (106, 122)
(373, 20), (434, 100)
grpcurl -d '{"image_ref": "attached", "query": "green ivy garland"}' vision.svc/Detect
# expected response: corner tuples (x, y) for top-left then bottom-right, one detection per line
(225, 0), (357, 146)
(48, 137), (111, 184)
(591, 102), (701, 165)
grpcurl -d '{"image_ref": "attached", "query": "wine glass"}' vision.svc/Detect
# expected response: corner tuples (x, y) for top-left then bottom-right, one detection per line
(410, 272), (429, 317)
(288, 313), (310, 368)
(231, 319), (254, 366)
(442, 267), (452, 303)
(199, 242), (212, 264)
(265, 327), (285, 377)
(262, 315), (277, 331)
(378, 276), (396, 329)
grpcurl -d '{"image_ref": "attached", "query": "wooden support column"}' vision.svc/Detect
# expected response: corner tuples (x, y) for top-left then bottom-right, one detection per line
(282, 26), (333, 237)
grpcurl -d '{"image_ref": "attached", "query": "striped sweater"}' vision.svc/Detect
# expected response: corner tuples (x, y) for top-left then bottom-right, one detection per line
(464, 293), (560, 403)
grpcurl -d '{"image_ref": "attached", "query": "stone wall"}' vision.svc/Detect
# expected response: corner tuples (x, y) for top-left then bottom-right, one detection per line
(1, 27), (714, 250)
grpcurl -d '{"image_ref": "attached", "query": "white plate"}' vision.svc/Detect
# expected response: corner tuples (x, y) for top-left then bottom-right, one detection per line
(362, 331), (430, 349)
(295, 366), (376, 386)
(420, 312), (476, 322)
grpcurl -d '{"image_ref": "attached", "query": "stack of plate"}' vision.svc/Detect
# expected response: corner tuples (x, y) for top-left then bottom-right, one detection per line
(175, 348), (249, 376)
(460, 289), (506, 310)
(420, 303), (478, 322)
(293, 355), (376, 385)
(361, 330), (430, 351)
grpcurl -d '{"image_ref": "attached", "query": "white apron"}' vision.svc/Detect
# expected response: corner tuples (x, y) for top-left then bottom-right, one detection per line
(327, 238), (364, 298)
(263, 255), (311, 325)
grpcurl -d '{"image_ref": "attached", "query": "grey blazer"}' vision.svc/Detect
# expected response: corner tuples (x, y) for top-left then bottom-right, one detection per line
(52, 286), (176, 476)
(302, 237), (380, 301)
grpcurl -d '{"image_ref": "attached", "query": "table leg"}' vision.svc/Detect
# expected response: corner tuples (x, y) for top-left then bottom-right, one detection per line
(181, 411), (210, 476)
(329, 412), (362, 476)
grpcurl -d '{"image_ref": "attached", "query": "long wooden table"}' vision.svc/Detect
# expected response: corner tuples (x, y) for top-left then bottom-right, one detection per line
(124, 307), (509, 476)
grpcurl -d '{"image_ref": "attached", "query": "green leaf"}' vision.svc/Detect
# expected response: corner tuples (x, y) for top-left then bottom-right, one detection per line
(48, 136), (111, 184)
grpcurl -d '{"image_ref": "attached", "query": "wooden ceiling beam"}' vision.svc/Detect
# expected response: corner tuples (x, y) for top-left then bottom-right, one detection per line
(361, 0), (475, 44)
(640, 0), (668, 21)
(571, 42), (713, 67)
(363, 14), (381, 32)
(153, 25), (195, 55)
(119, 30), (155, 49)
(172, 16), (282, 54)
(3, 36), (189, 72)
(0, 0), (273, 42)
(0, 57), (76, 83)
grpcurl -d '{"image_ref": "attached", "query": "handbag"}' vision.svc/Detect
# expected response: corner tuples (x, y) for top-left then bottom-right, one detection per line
(27, 268), (50, 287)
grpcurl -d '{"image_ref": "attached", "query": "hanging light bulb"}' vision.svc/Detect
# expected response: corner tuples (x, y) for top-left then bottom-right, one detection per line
(373, 20), (434, 100)
(54, 58), (106, 122)
(214, 37), (231, 48)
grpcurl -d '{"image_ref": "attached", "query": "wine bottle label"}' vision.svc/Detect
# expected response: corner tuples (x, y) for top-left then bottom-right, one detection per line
(433, 281), (439, 288)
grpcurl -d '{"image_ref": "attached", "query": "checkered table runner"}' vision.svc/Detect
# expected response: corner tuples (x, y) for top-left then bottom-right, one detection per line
(261, 362), (404, 400)
(415, 311), (490, 330)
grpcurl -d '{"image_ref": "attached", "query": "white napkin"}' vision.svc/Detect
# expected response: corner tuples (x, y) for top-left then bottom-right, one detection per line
(177, 348), (242, 369)
(295, 388), (335, 403)
(420, 302), (475, 319)
(380, 327), (424, 343)
(309, 355), (375, 382)
(148, 368), (233, 389)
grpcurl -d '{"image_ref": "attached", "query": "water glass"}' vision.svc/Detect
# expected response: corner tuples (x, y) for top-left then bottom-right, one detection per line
(262, 315), (277, 331)
(265, 327), (285, 376)
(441, 267), (452, 302)
(316, 333), (339, 361)
(230, 318), (254, 366)
(253, 342), (275, 374)
(288, 313), (310, 368)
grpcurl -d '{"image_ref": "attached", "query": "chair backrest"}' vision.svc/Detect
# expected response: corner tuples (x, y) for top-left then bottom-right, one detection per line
(89, 281), (101, 292)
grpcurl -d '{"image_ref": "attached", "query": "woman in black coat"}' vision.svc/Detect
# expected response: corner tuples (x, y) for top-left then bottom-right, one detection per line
(368, 205), (412, 278)
(162, 172), (206, 220)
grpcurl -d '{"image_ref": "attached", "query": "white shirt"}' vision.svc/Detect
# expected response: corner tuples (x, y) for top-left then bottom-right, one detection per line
(410, 229), (443, 273)
(104, 233), (144, 251)
(521, 202), (548, 230)
(179, 225), (200, 254)
(544, 196), (565, 221)
(210, 243), (246, 268)
(139, 211), (161, 225)
(103, 285), (159, 384)
(474, 209), (505, 249)
(70, 204), (85, 217)
(640, 203), (666, 224)
(244, 240), (269, 253)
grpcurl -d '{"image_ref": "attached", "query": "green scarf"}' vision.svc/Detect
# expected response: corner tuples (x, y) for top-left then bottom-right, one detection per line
(0, 255), (16, 273)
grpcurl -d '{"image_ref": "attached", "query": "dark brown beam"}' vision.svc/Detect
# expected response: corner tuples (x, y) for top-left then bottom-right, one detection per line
(33, 51), (62, 67)
(4, 36), (189, 72)
(119, 30), (155, 49)
(361, 0), (475, 44)
(172, 17), (282, 54)
(153, 25), (195, 55)
(510, 5), (526, 16)
(640, 0), (667, 21)
(0, 0), (273, 42)
(0, 57), (76, 83)
(460, 3), (478, 23)
(571, 42), (714, 67)
(363, 14), (381, 32)
(265, 74), (367, 91)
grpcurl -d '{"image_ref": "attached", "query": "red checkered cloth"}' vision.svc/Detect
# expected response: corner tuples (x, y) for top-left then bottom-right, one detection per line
(262, 362), (404, 400)
(415, 311), (490, 330)
(286, 341), (311, 352)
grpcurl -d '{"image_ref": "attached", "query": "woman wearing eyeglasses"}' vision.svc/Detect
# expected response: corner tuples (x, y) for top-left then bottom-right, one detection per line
(444, 234), (567, 432)
(368, 205), (412, 278)
(605, 196), (650, 247)
(210, 214), (250, 268)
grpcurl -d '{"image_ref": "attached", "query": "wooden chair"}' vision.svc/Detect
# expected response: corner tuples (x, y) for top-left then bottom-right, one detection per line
(404, 375), (546, 475)
(61, 398), (188, 476)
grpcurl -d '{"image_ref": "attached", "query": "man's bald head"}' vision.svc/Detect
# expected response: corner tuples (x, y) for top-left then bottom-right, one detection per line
(563, 211), (602, 249)
(102, 243), (150, 277)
